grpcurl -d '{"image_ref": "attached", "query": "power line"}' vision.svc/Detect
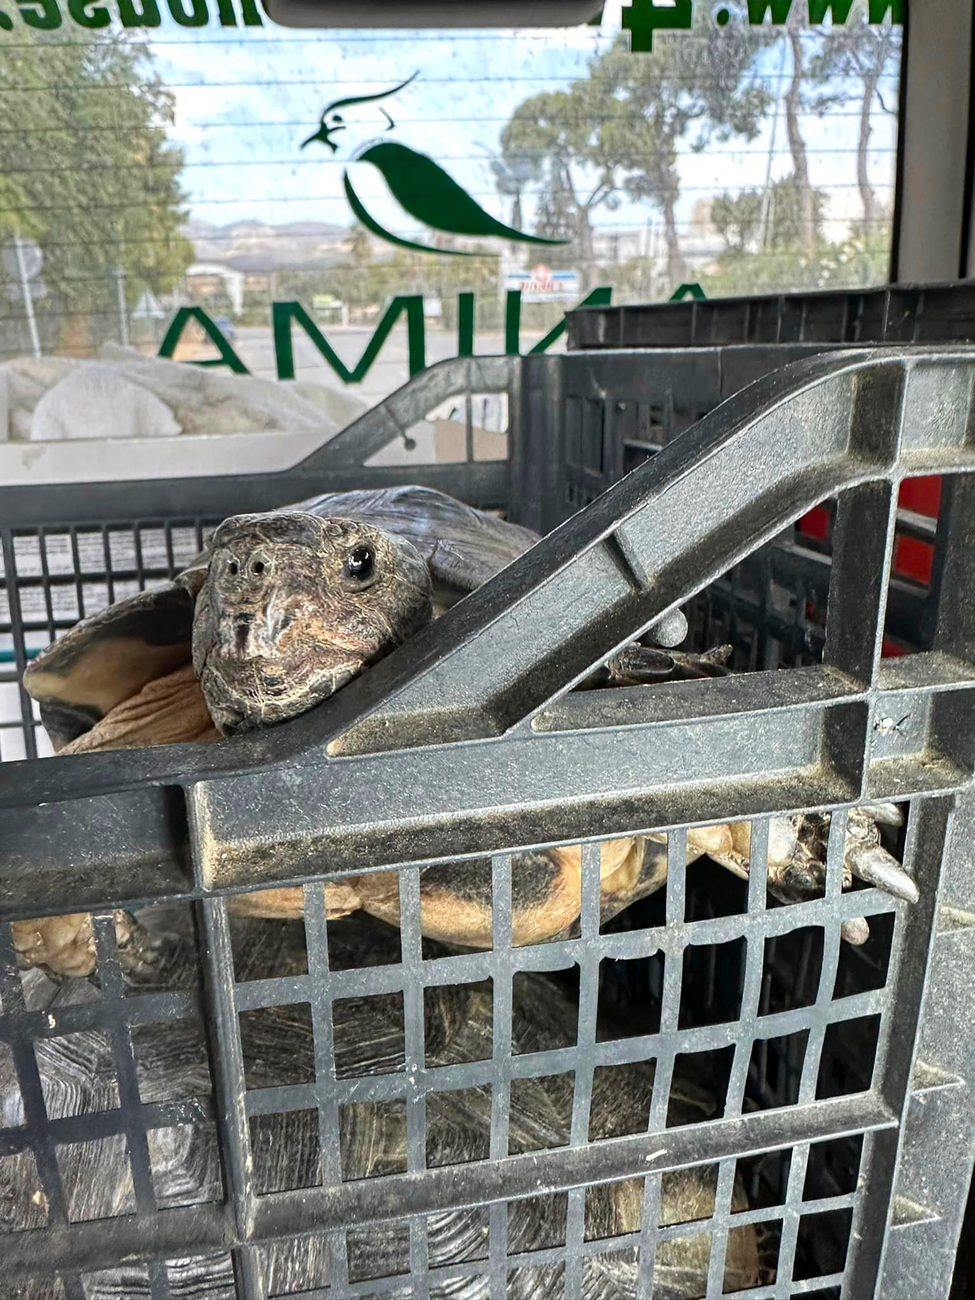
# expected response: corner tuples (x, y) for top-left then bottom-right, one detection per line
(0, 145), (898, 177)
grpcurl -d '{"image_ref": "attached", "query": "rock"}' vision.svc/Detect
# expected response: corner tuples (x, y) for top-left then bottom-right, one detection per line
(27, 367), (182, 441)
(0, 369), (8, 442)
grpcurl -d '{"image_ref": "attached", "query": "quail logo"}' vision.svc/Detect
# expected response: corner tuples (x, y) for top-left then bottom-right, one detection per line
(301, 74), (568, 257)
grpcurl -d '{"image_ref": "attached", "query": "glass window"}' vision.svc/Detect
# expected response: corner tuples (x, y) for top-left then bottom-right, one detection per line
(0, 1), (903, 400)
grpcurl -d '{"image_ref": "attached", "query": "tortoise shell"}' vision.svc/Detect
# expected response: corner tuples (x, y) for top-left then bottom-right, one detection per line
(1, 910), (760, 1298)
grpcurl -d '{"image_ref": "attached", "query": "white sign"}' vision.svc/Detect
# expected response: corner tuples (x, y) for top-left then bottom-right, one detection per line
(132, 288), (166, 321)
(4, 279), (45, 302)
(2, 238), (43, 283)
(504, 265), (581, 303)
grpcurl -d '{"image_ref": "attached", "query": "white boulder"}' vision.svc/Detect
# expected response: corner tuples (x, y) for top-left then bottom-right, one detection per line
(291, 380), (369, 428)
(28, 366), (181, 441)
(10, 407), (33, 440)
(0, 350), (364, 445)
(79, 355), (341, 437)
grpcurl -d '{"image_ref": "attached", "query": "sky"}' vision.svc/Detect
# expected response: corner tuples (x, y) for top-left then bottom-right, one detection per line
(139, 3), (902, 242)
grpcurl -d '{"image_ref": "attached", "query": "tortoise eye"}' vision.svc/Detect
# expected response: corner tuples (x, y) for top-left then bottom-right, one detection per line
(343, 545), (375, 583)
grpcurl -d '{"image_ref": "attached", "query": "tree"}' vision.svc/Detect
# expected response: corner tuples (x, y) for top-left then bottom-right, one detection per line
(783, 10), (818, 259)
(705, 7), (901, 291)
(599, 17), (773, 285)
(499, 13), (772, 290)
(346, 223), (374, 266)
(0, 28), (192, 353)
(483, 146), (539, 233)
(705, 171), (828, 291)
(500, 77), (620, 283)
(713, 176), (826, 254)
(705, 173), (888, 298)
(710, 189), (763, 253)
(808, 8), (901, 230)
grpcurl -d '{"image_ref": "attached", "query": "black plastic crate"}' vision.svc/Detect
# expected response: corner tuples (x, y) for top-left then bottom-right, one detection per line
(2, 346), (975, 1298)
(566, 283), (975, 352)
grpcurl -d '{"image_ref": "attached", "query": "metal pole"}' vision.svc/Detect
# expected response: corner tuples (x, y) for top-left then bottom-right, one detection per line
(14, 234), (41, 362)
(114, 266), (129, 347)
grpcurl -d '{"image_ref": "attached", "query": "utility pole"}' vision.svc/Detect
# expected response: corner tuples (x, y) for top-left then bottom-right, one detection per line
(759, 39), (788, 252)
(14, 234), (41, 361)
(114, 265), (129, 347)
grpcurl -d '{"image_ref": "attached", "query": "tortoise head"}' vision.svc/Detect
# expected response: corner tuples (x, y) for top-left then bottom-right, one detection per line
(192, 511), (433, 735)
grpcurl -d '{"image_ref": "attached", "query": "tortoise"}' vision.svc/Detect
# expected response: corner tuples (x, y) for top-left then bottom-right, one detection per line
(17, 486), (917, 978)
(0, 909), (763, 1298)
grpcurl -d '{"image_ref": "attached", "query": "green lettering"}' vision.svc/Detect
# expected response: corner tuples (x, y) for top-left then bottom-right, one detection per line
(210, 0), (262, 23)
(807, 0), (855, 20)
(117, 0), (160, 25)
(622, 0), (692, 52)
(505, 290), (521, 356)
(158, 308), (249, 374)
(745, 0), (793, 21)
(167, 0), (207, 24)
(867, 0), (903, 20)
(17, 0), (61, 28)
(67, 0), (110, 25)
(670, 282), (706, 301)
(273, 297), (425, 384)
(529, 287), (612, 355)
(457, 292), (474, 358)
(0, 6), (12, 27)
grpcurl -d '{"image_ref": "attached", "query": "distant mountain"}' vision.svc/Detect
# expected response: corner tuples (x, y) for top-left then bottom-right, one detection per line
(183, 220), (389, 272)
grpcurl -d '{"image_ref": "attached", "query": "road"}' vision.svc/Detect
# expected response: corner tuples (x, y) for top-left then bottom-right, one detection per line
(228, 324), (557, 405)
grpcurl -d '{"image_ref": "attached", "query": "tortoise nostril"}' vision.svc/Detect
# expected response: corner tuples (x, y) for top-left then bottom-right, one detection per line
(252, 561), (265, 575)
(228, 560), (239, 576)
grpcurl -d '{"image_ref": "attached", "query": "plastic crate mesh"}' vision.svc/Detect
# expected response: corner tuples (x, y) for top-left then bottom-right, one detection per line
(1, 808), (907, 1298)
(0, 520), (217, 762)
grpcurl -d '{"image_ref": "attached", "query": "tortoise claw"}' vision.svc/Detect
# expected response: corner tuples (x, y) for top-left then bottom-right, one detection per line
(603, 642), (734, 686)
(841, 917), (871, 945)
(604, 644), (679, 685)
(846, 844), (919, 904)
(761, 806), (915, 944)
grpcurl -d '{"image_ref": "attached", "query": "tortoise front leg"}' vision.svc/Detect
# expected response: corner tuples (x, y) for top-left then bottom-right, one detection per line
(600, 643), (733, 687)
(10, 909), (158, 981)
(700, 807), (916, 946)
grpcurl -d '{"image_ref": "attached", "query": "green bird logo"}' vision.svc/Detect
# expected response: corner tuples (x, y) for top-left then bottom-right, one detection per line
(301, 73), (567, 257)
